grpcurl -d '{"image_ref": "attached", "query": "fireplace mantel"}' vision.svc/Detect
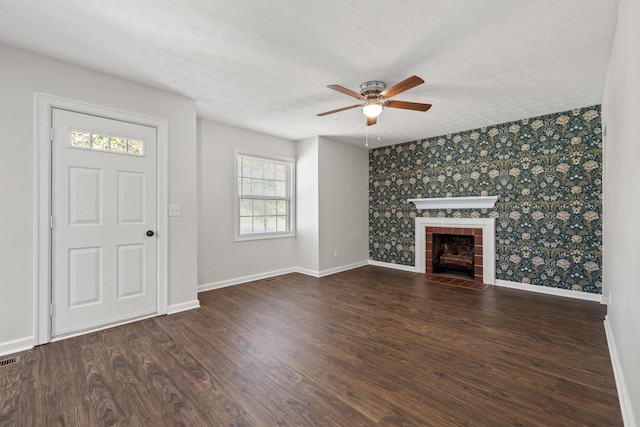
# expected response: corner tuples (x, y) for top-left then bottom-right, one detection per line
(408, 196), (498, 210)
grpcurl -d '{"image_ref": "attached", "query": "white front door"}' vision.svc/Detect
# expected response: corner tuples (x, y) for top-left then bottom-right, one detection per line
(51, 108), (158, 337)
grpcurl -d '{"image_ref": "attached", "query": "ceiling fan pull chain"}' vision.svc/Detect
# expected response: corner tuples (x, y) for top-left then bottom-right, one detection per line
(365, 124), (369, 147)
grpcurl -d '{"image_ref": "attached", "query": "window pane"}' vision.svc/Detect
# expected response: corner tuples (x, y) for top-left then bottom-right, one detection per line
(240, 157), (248, 178)
(111, 137), (126, 152)
(253, 199), (266, 216)
(264, 163), (276, 180)
(245, 158), (254, 178)
(275, 164), (287, 180)
(241, 178), (252, 196)
(264, 180), (276, 196)
(265, 216), (277, 233)
(240, 199), (252, 216)
(250, 160), (264, 179)
(239, 217), (253, 234)
(127, 139), (144, 155)
(253, 217), (266, 233)
(277, 200), (287, 215)
(277, 216), (287, 232)
(251, 179), (265, 196)
(265, 200), (277, 215)
(71, 130), (91, 148)
(276, 181), (286, 197)
(92, 134), (110, 150)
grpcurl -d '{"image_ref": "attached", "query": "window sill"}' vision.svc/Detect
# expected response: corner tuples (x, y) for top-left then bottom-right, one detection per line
(234, 231), (296, 242)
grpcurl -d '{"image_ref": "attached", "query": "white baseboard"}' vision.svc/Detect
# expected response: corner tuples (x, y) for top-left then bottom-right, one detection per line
(198, 262), (370, 292)
(298, 260), (407, 278)
(604, 316), (637, 427)
(1, 302), (199, 356)
(167, 299), (201, 314)
(198, 267), (297, 292)
(363, 263), (605, 302)
(495, 279), (603, 302)
(294, 267), (320, 277)
(0, 336), (35, 357)
(365, 263), (603, 302)
(198, 264), (603, 305)
(315, 260), (369, 278)
(368, 260), (417, 273)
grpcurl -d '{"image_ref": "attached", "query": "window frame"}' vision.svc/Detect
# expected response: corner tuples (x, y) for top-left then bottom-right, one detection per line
(234, 150), (296, 241)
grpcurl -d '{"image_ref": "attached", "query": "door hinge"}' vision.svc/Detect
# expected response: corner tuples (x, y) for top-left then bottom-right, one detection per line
(49, 303), (55, 317)
(50, 128), (54, 142)
(50, 216), (54, 229)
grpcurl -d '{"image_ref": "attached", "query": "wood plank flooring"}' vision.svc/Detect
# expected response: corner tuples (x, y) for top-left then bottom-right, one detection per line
(0, 266), (622, 426)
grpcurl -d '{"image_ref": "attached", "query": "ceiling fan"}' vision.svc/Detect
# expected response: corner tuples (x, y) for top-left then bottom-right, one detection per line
(317, 75), (432, 126)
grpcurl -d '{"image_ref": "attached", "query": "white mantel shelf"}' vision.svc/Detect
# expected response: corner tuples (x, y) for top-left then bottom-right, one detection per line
(408, 196), (499, 210)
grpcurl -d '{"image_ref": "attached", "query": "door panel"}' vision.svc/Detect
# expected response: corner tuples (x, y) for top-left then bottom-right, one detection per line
(68, 247), (102, 306)
(117, 244), (145, 297)
(118, 171), (145, 223)
(52, 108), (157, 337)
(69, 167), (101, 224)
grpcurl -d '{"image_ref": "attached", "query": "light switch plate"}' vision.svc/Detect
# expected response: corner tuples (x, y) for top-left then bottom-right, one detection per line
(168, 203), (182, 217)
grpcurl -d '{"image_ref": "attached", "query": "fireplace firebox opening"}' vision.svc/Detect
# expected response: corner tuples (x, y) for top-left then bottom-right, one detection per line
(425, 226), (485, 283)
(419, 221), (493, 285)
(432, 233), (475, 279)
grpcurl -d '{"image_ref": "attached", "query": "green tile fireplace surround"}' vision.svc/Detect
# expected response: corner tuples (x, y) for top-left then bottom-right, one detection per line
(369, 105), (602, 293)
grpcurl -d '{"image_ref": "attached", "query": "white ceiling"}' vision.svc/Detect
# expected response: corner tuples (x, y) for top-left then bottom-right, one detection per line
(0, 1), (618, 148)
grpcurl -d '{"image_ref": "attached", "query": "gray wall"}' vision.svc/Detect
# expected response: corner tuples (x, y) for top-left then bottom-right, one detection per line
(196, 124), (370, 286)
(295, 136), (321, 274)
(197, 119), (298, 287)
(602, 0), (640, 423)
(0, 43), (199, 355)
(318, 136), (369, 272)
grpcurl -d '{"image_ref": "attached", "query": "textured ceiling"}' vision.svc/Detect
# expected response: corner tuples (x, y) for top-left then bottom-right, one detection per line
(0, 0), (618, 148)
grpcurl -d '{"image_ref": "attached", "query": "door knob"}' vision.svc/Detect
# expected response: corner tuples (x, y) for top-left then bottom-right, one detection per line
(146, 230), (155, 237)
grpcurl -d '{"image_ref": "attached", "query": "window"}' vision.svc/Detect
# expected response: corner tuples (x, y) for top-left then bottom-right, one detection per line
(70, 129), (145, 156)
(236, 153), (295, 239)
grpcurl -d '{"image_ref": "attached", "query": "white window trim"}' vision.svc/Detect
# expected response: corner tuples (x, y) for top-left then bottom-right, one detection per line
(234, 150), (296, 241)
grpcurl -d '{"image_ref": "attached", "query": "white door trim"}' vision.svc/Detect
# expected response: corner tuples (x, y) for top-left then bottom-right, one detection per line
(34, 93), (169, 345)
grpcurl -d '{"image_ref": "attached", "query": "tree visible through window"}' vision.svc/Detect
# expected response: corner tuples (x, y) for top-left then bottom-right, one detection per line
(237, 153), (294, 238)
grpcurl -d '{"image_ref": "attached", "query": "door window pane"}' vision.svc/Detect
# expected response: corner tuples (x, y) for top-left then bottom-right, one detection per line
(70, 129), (145, 157)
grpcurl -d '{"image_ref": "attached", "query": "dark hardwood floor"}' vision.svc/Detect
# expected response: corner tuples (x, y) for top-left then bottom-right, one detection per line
(0, 266), (622, 426)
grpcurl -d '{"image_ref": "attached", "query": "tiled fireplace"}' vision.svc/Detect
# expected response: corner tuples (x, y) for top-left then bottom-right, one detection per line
(414, 217), (496, 285)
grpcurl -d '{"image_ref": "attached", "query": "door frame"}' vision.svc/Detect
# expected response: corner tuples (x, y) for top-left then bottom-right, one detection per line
(34, 93), (169, 345)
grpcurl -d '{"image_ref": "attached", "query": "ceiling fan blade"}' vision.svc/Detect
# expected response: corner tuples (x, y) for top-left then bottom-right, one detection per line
(385, 100), (432, 112)
(317, 104), (361, 117)
(327, 84), (363, 100)
(367, 115), (377, 126)
(380, 75), (424, 99)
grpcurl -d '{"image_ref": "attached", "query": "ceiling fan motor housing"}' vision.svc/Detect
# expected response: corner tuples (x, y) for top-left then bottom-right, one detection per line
(358, 81), (386, 97)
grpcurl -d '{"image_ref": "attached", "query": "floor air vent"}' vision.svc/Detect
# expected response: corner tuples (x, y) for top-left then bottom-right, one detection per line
(0, 356), (20, 367)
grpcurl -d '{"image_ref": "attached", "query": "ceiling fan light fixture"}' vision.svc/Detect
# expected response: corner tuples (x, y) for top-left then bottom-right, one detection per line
(318, 76), (429, 125)
(362, 99), (383, 118)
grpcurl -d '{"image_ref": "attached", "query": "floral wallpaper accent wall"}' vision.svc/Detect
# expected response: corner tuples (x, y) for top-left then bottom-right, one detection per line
(369, 106), (602, 293)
